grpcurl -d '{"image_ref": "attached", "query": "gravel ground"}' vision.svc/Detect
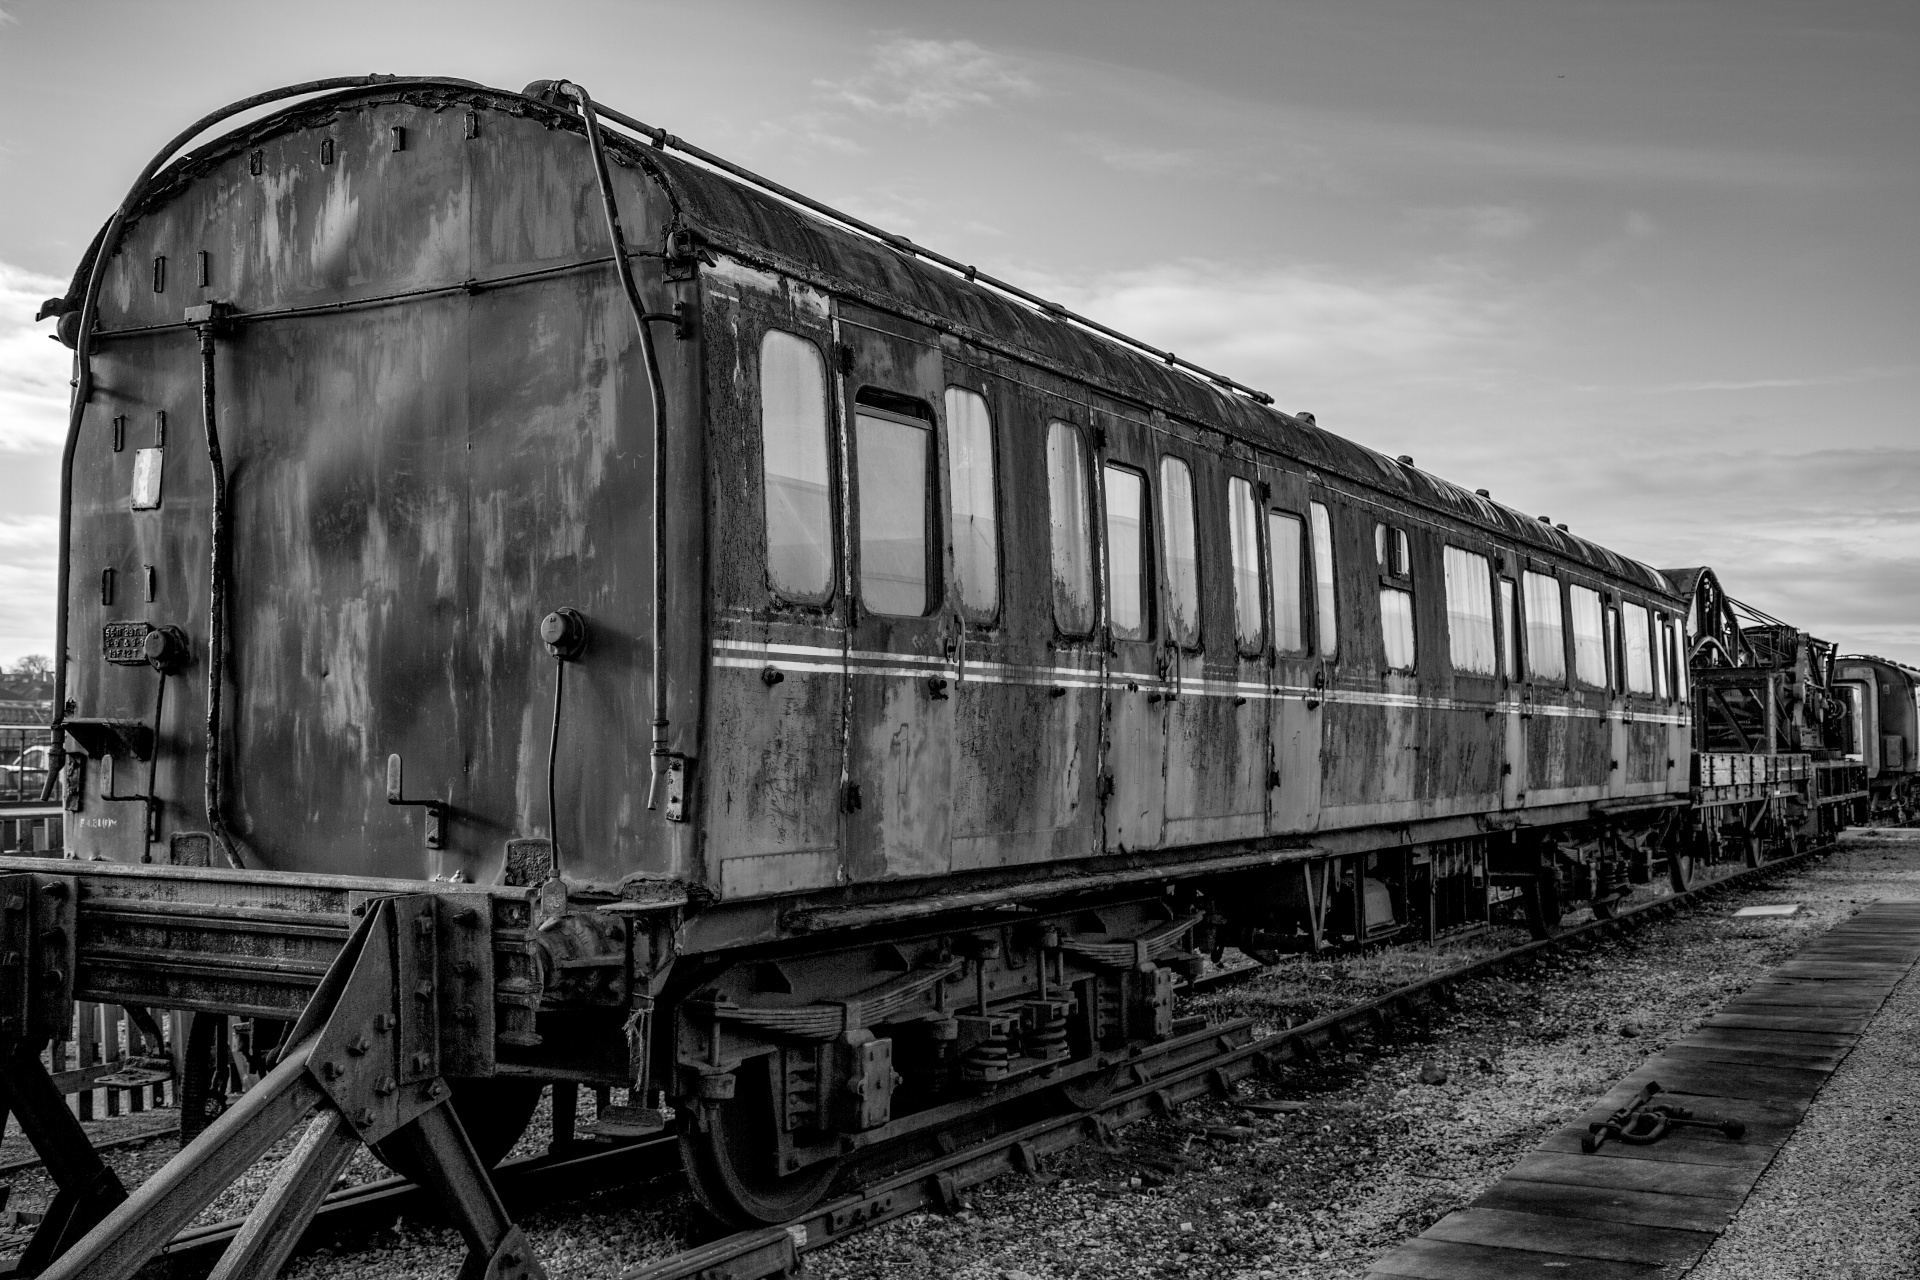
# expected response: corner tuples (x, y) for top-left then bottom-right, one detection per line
(1688, 830), (1920, 1280)
(4, 831), (1915, 1279)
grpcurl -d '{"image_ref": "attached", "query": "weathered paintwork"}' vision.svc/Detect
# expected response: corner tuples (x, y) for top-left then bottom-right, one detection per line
(57, 84), (1690, 945)
(65, 89), (702, 887)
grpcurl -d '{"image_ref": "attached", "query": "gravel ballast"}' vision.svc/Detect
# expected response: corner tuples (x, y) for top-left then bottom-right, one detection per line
(3, 831), (1916, 1279)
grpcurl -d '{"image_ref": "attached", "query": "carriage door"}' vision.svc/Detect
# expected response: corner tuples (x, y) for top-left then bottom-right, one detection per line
(1498, 571), (1526, 808)
(1099, 410), (1166, 853)
(836, 306), (954, 882)
(1263, 464), (1322, 836)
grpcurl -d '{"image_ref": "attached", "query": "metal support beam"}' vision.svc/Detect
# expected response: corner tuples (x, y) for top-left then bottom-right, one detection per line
(17, 894), (547, 1280)
(0, 1040), (129, 1277)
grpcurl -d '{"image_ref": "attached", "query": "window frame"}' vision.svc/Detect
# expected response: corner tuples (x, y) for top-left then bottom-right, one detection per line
(1442, 544), (1498, 677)
(851, 392), (940, 619)
(1498, 575), (1520, 682)
(1101, 461), (1154, 643)
(757, 327), (837, 607)
(1520, 568), (1568, 685)
(1308, 500), (1339, 660)
(1568, 582), (1608, 690)
(1379, 583), (1417, 673)
(1158, 454), (1204, 652)
(1046, 419), (1098, 638)
(942, 384), (1001, 626)
(1268, 508), (1309, 656)
(1227, 476), (1266, 658)
(1621, 599), (1656, 695)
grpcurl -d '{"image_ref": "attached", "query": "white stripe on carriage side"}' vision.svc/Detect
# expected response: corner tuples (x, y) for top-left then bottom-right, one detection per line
(709, 642), (1687, 724)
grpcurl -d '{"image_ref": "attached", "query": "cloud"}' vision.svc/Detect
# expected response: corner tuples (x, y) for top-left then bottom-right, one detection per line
(1032, 258), (1510, 392)
(1406, 204), (1537, 241)
(747, 111), (865, 157)
(817, 37), (1037, 123)
(1526, 445), (1920, 664)
(1576, 365), (1911, 395)
(0, 261), (70, 454)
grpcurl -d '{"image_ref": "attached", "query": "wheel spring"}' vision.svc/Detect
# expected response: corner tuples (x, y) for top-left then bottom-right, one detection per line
(1021, 1000), (1071, 1061)
(962, 1019), (1015, 1083)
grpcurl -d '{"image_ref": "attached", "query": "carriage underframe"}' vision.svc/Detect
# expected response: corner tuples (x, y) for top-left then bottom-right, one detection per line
(0, 754), (1870, 1274)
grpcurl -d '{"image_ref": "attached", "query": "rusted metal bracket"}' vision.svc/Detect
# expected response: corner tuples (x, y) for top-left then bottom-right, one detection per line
(29, 893), (542, 1280)
(0, 872), (132, 1278)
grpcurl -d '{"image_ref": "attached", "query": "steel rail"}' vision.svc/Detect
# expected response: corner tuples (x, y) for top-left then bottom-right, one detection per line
(146, 1134), (680, 1278)
(27, 843), (1824, 1277)
(622, 842), (1830, 1280)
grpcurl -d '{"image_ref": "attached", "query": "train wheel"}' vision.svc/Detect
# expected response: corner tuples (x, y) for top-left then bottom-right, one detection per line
(1522, 872), (1564, 940)
(371, 1078), (543, 1183)
(1667, 848), (1695, 893)
(178, 1013), (234, 1144)
(1589, 897), (1619, 921)
(683, 1059), (841, 1227)
(1058, 1065), (1120, 1110)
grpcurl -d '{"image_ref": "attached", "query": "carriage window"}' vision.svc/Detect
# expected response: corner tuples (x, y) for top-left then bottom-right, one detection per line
(1376, 523), (1410, 576)
(1499, 577), (1519, 680)
(1655, 614), (1672, 699)
(759, 330), (833, 600)
(1670, 620), (1689, 699)
(1228, 478), (1264, 653)
(1380, 587), (1416, 671)
(1623, 601), (1655, 694)
(945, 387), (998, 620)
(1442, 547), (1496, 675)
(1103, 465), (1149, 641)
(1309, 501), (1338, 656)
(1521, 571), (1566, 681)
(1160, 457), (1201, 647)
(1047, 422), (1096, 635)
(1269, 511), (1306, 654)
(1605, 606), (1619, 690)
(855, 399), (932, 617)
(1569, 586), (1606, 688)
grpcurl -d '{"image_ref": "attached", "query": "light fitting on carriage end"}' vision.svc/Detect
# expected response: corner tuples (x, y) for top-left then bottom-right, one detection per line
(1396, 455), (1415, 467)
(541, 608), (589, 660)
(1295, 410), (1316, 426)
(1476, 489), (1491, 498)
(143, 625), (190, 675)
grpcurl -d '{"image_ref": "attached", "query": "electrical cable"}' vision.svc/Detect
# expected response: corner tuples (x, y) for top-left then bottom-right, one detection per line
(546, 655), (565, 882)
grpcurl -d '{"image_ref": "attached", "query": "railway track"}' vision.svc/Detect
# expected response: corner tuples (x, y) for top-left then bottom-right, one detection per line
(100, 844), (1818, 1279)
(626, 844), (1826, 1280)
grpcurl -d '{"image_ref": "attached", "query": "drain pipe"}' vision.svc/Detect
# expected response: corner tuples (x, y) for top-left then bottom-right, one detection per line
(554, 80), (675, 811)
(189, 304), (241, 867)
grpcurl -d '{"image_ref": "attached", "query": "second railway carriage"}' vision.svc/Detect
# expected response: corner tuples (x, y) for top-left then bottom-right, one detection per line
(1833, 654), (1920, 820)
(31, 78), (1703, 1228)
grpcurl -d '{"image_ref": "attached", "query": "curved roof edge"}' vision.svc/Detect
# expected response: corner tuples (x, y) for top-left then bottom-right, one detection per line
(71, 80), (1679, 599)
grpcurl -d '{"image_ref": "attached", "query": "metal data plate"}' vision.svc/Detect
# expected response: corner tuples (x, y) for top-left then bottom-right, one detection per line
(130, 447), (164, 509)
(102, 620), (154, 666)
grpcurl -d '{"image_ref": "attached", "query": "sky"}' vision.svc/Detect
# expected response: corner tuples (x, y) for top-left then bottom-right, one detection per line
(0, 0), (1915, 665)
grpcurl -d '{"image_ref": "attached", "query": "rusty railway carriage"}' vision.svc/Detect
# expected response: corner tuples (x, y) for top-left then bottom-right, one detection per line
(1834, 655), (1920, 821)
(0, 75), (1851, 1275)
